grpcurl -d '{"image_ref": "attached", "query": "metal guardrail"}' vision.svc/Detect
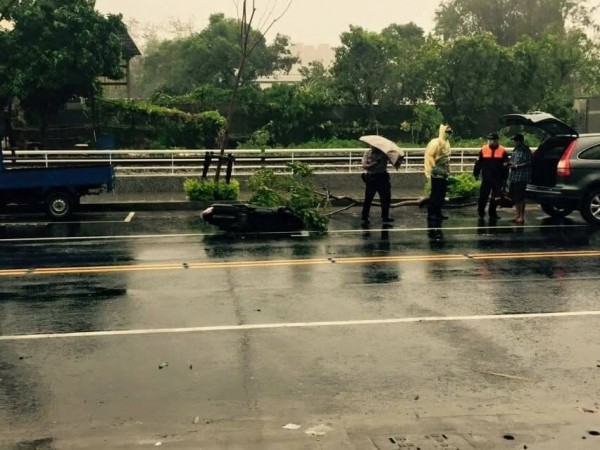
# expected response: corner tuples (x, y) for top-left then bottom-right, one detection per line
(1, 148), (482, 176)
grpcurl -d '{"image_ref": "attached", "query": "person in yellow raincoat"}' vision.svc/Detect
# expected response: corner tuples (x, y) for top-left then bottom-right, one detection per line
(424, 124), (453, 221)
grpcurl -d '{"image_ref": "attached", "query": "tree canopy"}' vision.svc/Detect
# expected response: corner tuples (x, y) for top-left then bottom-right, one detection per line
(331, 26), (395, 111)
(434, 0), (598, 46)
(138, 13), (298, 97)
(0, 0), (126, 133)
(330, 22), (428, 126)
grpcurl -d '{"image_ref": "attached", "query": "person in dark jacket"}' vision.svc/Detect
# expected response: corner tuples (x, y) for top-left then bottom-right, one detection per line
(361, 146), (393, 225)
(473, 132), (509, 220)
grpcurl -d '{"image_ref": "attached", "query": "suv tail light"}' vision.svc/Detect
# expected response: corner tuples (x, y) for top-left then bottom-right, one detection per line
(557, 140), (577, 178)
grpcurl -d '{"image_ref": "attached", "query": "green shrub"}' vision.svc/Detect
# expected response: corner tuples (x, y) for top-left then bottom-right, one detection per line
(184, 179), (214, 202)
(215, 179), (241, 200)
(183, 179), (240, 202)
(424, 173), (480, 199)
(448, 173), (480, 199)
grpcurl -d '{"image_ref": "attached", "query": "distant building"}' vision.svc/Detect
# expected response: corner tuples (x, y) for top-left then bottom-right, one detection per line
(574, 96), (600, 133)
(99, 29), (142, 99)
(257, 43), (334, 89)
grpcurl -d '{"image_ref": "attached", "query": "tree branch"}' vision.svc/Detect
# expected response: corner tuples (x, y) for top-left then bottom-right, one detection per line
(313, 189), (424, 208)
(248, 0), (292, 54)
(215, 0), (293, 181)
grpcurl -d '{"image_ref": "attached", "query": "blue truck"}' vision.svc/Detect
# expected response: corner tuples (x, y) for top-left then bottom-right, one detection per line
(0, 149), (114, 220)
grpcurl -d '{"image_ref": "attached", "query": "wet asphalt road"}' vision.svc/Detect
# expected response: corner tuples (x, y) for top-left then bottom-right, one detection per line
(1, 205), (600, 449)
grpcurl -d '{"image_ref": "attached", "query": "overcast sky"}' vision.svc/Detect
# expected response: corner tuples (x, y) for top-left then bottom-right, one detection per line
(95, 0), (442, 46)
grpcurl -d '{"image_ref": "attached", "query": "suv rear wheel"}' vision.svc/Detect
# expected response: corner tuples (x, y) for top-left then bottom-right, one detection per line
(540, 203), (575, 218)
(580, 187), (600, 226)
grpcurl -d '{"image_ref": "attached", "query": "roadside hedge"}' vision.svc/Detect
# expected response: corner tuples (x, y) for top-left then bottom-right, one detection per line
(93, 99), (226, 149)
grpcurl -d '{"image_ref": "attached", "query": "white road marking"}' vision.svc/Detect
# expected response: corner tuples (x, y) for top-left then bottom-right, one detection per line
(0, 220), (128, 227)
(2, 310), (600, 341)
(328, 223), (588, 234)
(0, 223), (588, 243)
(124, 212), (135, 223)
(0, 233), (212, 243)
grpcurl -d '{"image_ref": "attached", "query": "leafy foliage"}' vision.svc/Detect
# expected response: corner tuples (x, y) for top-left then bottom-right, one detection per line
(424, 173), (480, 199)
(332, 26), (399, 111)
(183, 179), (240, 202)
(247, 186), (286, 208)
(402, 103), (445, 143)
(247, 163), (329, 231)
(247, 83), (340, 146)
(334, 24), (428, 106)
(94, 99), (226, 148)
(431, 34), (514, 136)
(0, 0), (126, 135)
(134, 12), (600, 144)
(152, 85), (233, 113)
(510, 31), (596, 118)
(236, 127), (273, 150)
(137, 13), (298, 97)
(448, 173), (480, 198)
(434, 0), (598, 46)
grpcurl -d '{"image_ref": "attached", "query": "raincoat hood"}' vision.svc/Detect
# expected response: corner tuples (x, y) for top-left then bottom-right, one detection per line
(438, 124), (452, 142)
(424, 124), (452, 179)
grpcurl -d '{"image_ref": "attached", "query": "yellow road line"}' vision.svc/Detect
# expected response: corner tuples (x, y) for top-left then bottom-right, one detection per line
(0, 270), (29, 276)
(0, 250), (598, 277)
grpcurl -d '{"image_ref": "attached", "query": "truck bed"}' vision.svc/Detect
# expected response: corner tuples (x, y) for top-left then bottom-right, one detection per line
(0, 164), (114, 191)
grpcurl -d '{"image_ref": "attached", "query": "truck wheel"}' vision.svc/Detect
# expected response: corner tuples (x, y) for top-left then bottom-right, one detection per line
(45, 191), (75, 220)
(540, 203), (575, 218)
(581, 187), (600, 226)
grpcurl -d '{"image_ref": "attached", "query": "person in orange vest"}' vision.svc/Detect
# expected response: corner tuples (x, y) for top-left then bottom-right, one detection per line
(473, 132), (509, 220)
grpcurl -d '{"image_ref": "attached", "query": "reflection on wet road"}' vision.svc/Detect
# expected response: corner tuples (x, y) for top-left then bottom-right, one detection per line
(1, 207), (600, 449)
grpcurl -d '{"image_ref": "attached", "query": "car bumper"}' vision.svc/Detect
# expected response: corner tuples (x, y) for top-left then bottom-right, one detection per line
(526, 184), (581, 206)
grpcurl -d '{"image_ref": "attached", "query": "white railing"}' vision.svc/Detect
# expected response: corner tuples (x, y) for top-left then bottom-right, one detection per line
(1, 148), (482, 176)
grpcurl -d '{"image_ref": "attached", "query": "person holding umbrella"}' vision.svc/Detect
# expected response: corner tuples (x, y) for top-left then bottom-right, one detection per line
(359, 135), (404, 225)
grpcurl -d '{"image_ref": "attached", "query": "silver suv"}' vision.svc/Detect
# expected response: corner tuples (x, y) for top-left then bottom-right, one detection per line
(502, 113), (600, 226)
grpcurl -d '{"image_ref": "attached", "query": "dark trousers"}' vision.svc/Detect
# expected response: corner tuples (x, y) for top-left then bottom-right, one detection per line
(361, 172), (391, 220)
(478, 179), (502, 216)
(428, 177), (447, 219)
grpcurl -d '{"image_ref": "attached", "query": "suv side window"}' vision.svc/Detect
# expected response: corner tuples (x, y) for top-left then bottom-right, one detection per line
(579, 145), (600, 160)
